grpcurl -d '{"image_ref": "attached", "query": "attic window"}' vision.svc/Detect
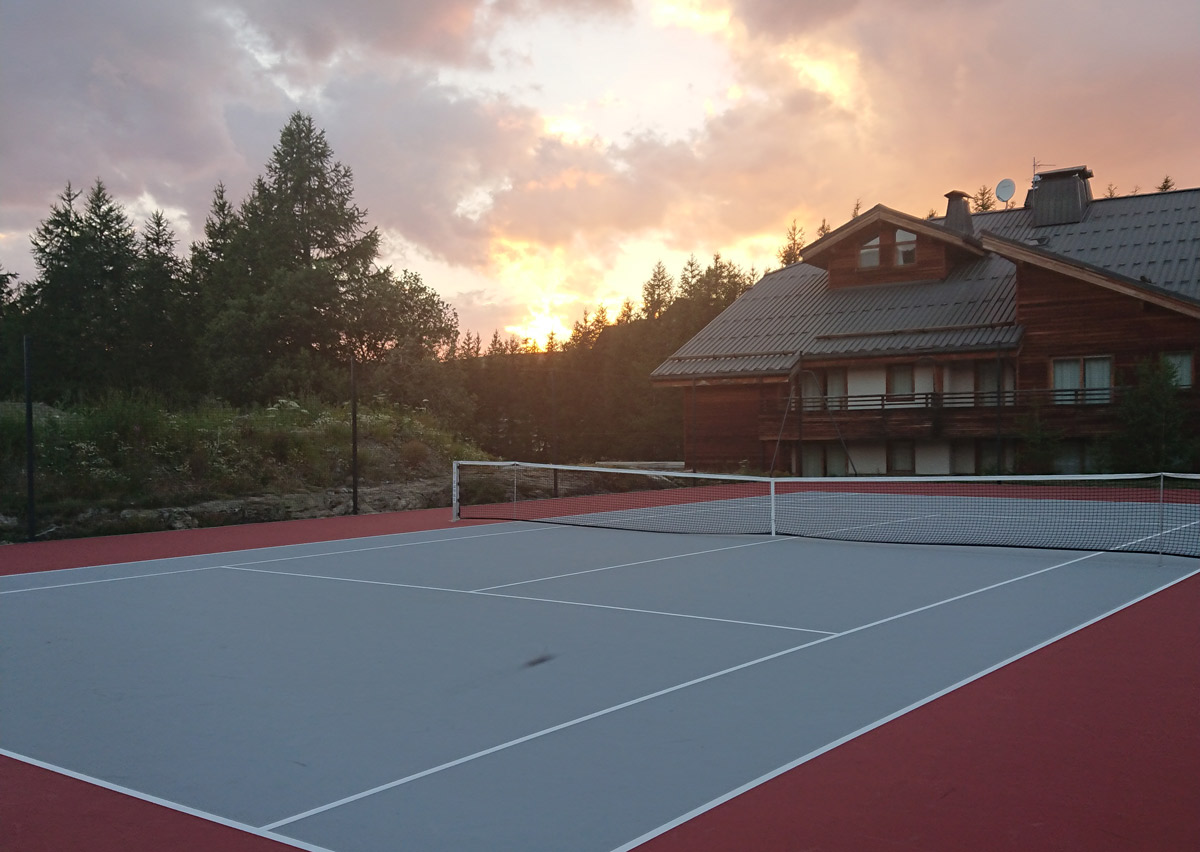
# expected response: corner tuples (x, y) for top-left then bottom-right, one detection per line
(895, 229), (916, 265)
(858, 236), (880, 268)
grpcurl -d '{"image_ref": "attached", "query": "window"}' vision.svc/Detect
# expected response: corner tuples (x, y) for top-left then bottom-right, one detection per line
(888, 440), (915, 474)
(1053, 442), (1084, 475)
(888, 364), (914, 399)
(951, 440), (976, 475)
(858, 236), (880, 269)
(895, 229), (917, 265)
(1164, 352), (1193, 388)
(976, 360), (1002, 405)
(1052, 440), (1100, 474)
(1053, 356), (1111, 404)
(826, 368), (847, 409)
(826, 444), (848, 476)
(800, 372), (822, 409)
(978, 441), (1004, 475)
(801, 444), (825, 476)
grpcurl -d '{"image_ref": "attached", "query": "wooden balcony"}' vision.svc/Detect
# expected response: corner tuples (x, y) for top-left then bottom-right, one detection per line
(757, 388), (1195, 443)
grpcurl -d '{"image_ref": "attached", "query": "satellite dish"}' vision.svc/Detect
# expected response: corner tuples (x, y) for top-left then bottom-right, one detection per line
(996, 178), (1016, 203)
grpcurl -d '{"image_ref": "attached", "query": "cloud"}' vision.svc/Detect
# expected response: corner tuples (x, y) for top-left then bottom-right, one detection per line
(1, 0), (1197, 324)
(0, 0), (273, 266)
(729, 0), (863, 37)
(222, 0), (634, 68)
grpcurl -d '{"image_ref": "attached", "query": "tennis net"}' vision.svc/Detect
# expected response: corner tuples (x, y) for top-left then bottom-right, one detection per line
(452, 461), (1200, 558)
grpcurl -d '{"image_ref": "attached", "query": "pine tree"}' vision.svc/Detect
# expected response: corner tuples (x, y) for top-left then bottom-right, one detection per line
(777, 220), (805, 266)
(1156, 175), (1176, 192)
(130, 210), (192, 394)
(199, 112), (457, 403)
(189, 183), (240, 302)
(24, 180), (139, 396)
(677, 254), (704, 302)
(640, 261), (675, 320)
(971, 184), (996, 212)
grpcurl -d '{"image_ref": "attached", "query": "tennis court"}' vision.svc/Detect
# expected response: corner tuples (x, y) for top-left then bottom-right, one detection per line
(3, 479), (1198, 851)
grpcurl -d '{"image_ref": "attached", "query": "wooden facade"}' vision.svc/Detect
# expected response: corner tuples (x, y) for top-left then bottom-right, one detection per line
(1014, 267), (1200, 390)
(823, 229), (978, 289)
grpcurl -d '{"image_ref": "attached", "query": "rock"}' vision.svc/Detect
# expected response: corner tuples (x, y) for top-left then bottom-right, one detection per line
(11, 475), (455, 542)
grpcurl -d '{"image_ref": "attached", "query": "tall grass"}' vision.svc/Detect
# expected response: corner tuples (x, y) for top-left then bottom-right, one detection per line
(0, 395), (487, 535)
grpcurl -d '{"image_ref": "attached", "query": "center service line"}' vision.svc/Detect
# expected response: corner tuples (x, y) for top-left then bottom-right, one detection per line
(472, 537), (786, 591)
(260, 547), (1107, 832)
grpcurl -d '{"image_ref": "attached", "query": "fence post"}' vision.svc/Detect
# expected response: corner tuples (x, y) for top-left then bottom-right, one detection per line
(24, 335), (35, 542)
(351, 354), (359, 515)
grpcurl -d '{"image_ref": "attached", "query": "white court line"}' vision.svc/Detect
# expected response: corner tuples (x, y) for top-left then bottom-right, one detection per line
(1115, 517), (1200, 549)
(225, 565), (464, 594)
(472, 538), (783, 592)
(608, 559), (1200, 852)
(224, 559), (830, 635)
(0, 748), (337, 852)
(259, 546), (1112, 831)
(810, 513), (943, 535)
(0, 527), (552, 595)
(0, 566), (221, 595)
(218, 525), (553, 569)
(472, 591), (835, 635)
(0, 521), (539, 577)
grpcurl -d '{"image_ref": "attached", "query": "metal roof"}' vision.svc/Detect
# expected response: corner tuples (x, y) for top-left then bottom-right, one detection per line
(653, 188), (1200, 381)
(975, 189), (1200, 300)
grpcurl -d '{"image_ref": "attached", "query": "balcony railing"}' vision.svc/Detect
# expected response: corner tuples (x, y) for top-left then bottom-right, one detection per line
(761, 387), (1125, 415)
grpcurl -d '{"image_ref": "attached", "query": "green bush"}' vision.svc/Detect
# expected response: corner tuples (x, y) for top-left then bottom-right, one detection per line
(0, 394), (488, 540)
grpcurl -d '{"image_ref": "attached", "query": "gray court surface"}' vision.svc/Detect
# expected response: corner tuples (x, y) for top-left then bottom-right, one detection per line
(2, 523), (1197, 852)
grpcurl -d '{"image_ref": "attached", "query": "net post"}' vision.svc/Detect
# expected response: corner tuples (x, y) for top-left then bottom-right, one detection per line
(770, 479), (776, 536)
(1158, 472), (1164, 556)
(451, 461), (460, 522)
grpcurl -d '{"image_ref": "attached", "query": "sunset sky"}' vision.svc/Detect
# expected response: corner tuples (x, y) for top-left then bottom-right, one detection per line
(2, 0), (1197, 347)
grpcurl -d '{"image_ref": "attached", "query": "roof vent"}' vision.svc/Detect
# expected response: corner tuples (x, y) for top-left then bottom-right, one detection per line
(943, 190), (974, 236)
(1024, 166), (1093, 226)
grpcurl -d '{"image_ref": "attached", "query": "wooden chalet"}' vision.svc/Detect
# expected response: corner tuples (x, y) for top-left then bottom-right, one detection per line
(651, 167), (1200, 475)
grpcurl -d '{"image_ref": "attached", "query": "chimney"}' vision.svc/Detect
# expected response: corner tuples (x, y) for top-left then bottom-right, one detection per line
(943, 190), (974, 236)
(1025, 166), (1093, 226)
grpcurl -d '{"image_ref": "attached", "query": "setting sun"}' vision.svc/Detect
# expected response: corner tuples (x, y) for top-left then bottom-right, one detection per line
(504, 302), (573, 350)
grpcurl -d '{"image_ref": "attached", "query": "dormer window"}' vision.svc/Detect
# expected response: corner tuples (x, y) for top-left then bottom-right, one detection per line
(858, 236), (880, 268)
(895, 229), (916, 265)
